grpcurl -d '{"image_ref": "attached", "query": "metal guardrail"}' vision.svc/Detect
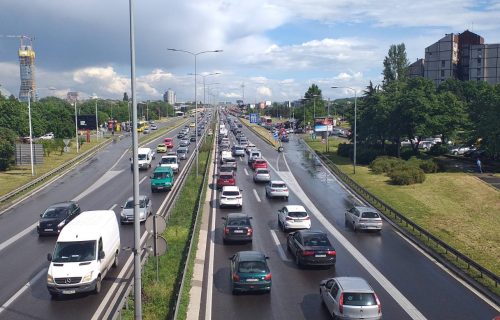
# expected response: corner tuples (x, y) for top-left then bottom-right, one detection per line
(0, 138), (112, 204)
(309, 148), (499, 292)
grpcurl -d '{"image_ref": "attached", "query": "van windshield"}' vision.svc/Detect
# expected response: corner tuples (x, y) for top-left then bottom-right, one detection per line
(162, 157), (177, 164)
(52, 240), (96, 263)
(138, 154), (147, 160)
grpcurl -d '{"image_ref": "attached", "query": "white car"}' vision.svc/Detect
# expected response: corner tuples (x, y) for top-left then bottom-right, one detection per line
(265, 180), (289, 200)
(277, 205), (311, 232)
(120, 195), (152, 224)
(253, 168), (271, 183)
(345, 206), (382, 232)
(450, 145), (471, 155)
(219, 186), (242, 208)
(159, 155), (179, 173)
(39, 132), (55, 140)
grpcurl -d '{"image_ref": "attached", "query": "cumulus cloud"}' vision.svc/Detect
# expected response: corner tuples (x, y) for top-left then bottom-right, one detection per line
(257, 86), (272, 97)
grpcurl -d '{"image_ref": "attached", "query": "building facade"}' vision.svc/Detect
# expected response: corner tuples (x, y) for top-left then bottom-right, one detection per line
(18, 41), (37, 102)
(163, 89), (176, 105)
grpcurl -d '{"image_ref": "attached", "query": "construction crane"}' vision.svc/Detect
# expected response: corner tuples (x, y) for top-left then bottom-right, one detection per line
(0, 34), (37, 102)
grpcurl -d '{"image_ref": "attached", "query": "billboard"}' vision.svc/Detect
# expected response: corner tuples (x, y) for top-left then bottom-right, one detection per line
(314, 117), (333, 132)
(76, 115), (97, 130)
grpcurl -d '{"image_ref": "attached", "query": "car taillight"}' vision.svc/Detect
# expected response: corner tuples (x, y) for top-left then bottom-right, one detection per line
(304, 216), (310, 220)
(236, 196), (242, 199)
(339, 293), (344, 314)
(284, 189), (288, 192)
(232, 273), (240, 281)
(327, 250), (336, 256)
(286, 217), (294, 221)
(375, 293), (381, 314)
(264, 273), (272, 281)
(247, 228), (253, 236)
(302, 250), (314, 256)
(224, 227), (229, 235)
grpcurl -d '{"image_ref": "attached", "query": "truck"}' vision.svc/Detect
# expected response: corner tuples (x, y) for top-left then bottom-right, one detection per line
(46, 210), (120, 297)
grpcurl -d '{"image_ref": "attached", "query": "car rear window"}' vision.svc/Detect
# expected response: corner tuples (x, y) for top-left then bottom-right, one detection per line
(303, 234), (331, 247)
(272, 183), (286, 188)
(361, 212), (380, 219)
(342, 292), (377, 306)
(288, 211), (307, 218)
(225, 159), (236, 163)
(219, 174), (233, 180)
(256, 169), (269, 174)
(238, 261), (268, 273)
(227, 218), (250, 227)
(222, 191), (240, 196)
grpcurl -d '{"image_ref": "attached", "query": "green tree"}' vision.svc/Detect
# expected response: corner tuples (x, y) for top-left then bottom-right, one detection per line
(0, 127), (17, 171)
(383, 43), (409, 86)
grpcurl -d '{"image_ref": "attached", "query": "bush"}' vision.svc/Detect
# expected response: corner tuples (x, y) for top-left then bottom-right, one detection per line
(400, 147), (416, 160)
(337, 143), (353, 158)
(389, 165), (426, 185)
(428, 143), (448, 156)
(370, 156), (404, 174)
(356, 147), (382, 165)
(407, 157), (439, 173)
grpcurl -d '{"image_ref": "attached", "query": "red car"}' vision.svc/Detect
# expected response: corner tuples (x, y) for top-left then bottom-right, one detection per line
(164, 138), (174, 149)
(252, 159), (268, 170)
(217, 172), (236, 189)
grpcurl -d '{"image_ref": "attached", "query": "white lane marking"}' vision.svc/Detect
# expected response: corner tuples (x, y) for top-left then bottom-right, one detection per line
(140, 175), (148, 184)
(275, 153), (280, 171)
(206, 145), (218, 320)
(101, 256), (136, 320)
(0, 268), (46, 315)
(73, 170), (123, 201)
(253, 189), (261, 202)
(0, 222), (37, 253)
(244, 168), (249, 176)
(111, 149), (130, 171)
(270, 229), (291, 262)
(271, 167), (427, 320)
(239, 156), (243, 162)
(109, 204), (117, 211)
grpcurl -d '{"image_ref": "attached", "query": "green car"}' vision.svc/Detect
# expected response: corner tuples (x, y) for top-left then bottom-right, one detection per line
(150, 166), (174, 192)
(229, 251), (271, 294)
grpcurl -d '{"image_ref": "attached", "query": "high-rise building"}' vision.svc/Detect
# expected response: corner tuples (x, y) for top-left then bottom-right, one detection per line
(467, 44), (500, 85)
(424, 33), (459, 85)
(163, 88), (176, 105)
(18, 36), (37, 102)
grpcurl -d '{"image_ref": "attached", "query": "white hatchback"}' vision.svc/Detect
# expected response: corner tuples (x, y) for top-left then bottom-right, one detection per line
(265, 180), (289, 200)
(277, 205), (311, 232)
(220, 186), (243, 208)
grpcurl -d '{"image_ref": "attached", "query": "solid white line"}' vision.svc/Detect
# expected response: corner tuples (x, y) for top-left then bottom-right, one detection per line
(205, 150), (218, 320)
(253, 189), (261, 202)
(0, 268), (46, 315)
(0, 222), (37, 253)
(101, 257), (136, 320)
(73, 170), (123, 201)
(111, 149), (130, 171)
(139, 175), (147, 184)
(270, 229), (291, 262)
(244, 168), (249, 176)
(109, 204), (117, 211)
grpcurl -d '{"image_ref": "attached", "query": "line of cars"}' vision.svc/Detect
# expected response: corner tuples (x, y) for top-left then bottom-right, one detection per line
(216, 112), (383, 319)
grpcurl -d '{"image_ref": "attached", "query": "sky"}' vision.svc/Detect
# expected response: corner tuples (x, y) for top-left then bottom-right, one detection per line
(1, 0), (499, 103)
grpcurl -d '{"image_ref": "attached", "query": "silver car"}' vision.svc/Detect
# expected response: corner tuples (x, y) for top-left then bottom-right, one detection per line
(253, 168), (271, 183)
(320, 277), (382, 320)
(265, 180), (289, 200)
(120, 195), (152, 224)
(345, 206), (382, 232)
(176, 146), (189, 160)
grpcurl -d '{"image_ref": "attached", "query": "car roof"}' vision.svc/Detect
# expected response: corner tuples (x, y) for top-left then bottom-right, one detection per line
(284, 205), (306, 212)
(126, 195), (147, 202)
(226, 213), (249, 219)
(353, 206), (378, 213)
(47, 201), (77, 208)
(334, 277), (374, 293)
(222, 186), (239, 191)
(237, 251), (267, 261)
(295, 229), (326, 237)
(270, 180), (285, 184)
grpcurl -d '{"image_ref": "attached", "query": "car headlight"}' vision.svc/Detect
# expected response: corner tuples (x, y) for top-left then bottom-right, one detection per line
(57, 221), (65, 229)
(47, 273), (54, 284)
(82, 271), (93, 283)
(121, 211), (126, 217)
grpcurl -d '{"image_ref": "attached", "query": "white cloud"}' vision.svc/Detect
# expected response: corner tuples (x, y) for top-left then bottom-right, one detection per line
(257, 86), (272, 97)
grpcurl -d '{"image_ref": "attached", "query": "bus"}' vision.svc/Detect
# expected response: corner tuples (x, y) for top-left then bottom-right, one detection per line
(260, 116), (273, 128)
(137, 121), (148, 132)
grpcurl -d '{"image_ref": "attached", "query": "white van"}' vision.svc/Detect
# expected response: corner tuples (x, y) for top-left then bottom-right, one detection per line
(159, 154), (179, 173)
(131, 147), (155, 170)
(46, 210), (120, 297)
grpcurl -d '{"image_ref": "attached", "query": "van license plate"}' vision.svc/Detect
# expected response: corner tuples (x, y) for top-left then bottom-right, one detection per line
(62, 290), (75, 294)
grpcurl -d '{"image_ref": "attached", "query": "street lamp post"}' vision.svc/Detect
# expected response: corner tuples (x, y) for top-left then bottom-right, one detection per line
(167, 48), (222, 176)
(93, 96), (99, 141)
(332, 86), (357, 174)
(189, 72), (221, 106)
(27, 90), (35, 176)
(74, 100), (79, 153)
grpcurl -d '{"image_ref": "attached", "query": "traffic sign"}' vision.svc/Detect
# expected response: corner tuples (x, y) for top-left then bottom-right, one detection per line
(146, 215), (167, 234)
(250, 113), (260, 124)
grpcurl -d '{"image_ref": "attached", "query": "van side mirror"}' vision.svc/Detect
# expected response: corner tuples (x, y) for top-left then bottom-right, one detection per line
(47, 253), (52, 261)
(98, 250), (105, 260)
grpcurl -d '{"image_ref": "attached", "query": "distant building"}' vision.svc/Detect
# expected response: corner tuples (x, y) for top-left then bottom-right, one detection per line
(410, 30), (499, 86)
(163, 89), (176, 105)
(18, 37), (37, 102)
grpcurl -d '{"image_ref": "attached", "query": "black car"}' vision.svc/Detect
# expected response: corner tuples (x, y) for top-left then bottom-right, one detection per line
(177, 133), (185, 139)
(222, 213), (253, 243)
(37, 201), (81, 236)
(286, 230), (336, 268)
(190, 135), (197, 142)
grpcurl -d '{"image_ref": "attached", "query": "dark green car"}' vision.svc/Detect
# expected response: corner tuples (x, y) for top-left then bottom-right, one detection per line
(229, 251), (271, 294)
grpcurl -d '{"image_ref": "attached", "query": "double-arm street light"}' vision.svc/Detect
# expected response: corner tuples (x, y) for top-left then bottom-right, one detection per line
(167, 48), (223, 176)
(332, 86), (357, 174)
(188, 72), (221, 105)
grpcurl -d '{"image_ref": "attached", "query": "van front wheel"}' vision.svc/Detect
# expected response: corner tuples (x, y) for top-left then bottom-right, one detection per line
(94, 277), (102, 294)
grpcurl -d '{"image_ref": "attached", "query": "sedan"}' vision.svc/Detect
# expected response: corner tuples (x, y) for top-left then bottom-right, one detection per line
(222, 213), (253, 243)
(320, 277), (382, 320)
(253, 168), (271, 183)
(345, 206), (382, 232)
(120, 195), (152, 224)
(252, 159), (268, 170)
(265, 180), (289, 200)
(287, 230), (336, 268)
(176, 146), (189, 160)
(156, 144), (167, 153)
(179, 139), (190, 147)
(277, 205), (311, 232)
(37, 201), (81, 236)
(230, 251), (271, 294)
(150, 124), (158, 130)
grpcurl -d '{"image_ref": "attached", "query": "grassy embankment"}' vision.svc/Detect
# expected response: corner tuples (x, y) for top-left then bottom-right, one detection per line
(240, 118), (279, 148)
(305, 137), (500, 293)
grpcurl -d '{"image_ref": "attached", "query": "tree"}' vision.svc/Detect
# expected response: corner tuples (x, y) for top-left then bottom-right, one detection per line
(0, 127), (17, 171)
(382, 43), (409, 86)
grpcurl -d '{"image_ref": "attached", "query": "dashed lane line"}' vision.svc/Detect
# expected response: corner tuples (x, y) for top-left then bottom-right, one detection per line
(270, 229), (291, 262)
(253, 189), (261, 202)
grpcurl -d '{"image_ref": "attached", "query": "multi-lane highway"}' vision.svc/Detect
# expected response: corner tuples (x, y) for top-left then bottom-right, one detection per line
(202, 112), (499, 320)
(0, 115), (210, 320)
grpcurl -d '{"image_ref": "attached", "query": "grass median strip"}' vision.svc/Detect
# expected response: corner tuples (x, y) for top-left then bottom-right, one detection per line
(305, 137), (500, 294)
(121, 135), (212, 319)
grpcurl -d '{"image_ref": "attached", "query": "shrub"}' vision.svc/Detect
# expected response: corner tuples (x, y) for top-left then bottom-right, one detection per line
(429, 143), (449, 156)
(337, 143), (353, 158)
(356, 147), (382, 165)
(407, 156), (438, 173)
(370, 156), (404, 174)
(389, 165), (426, 185)
(400, 147), (416, 160)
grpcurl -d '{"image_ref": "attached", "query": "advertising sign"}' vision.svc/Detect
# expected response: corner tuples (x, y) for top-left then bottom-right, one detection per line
(314, 117), (333, 132)
(76, 115), (97, 130)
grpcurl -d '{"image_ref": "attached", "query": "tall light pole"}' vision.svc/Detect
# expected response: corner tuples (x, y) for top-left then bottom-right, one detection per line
(74, 100), (79, 153)
(332, 86), (357, 174)
(167, 48), (223, 176)
(93, 95), (99, 141)
(189, 72), (221, 106)
(27, 89), (35, 176)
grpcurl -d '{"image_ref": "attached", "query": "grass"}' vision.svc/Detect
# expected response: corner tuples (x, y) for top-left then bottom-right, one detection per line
(240, 118), (279, 148)
(121, 132), (212, 319)
(304, 137), (500, 292)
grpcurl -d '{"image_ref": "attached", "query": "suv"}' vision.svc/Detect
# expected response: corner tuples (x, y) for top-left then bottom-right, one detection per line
(277, 205), (311, 232)
(320, 277), (382, 319)
(232, 145), (246, 157)
(265, 180), (289, 200)
(220, 186), (243, 208)
(37, 201), (81, 236)
(176, 146), (189, 160)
